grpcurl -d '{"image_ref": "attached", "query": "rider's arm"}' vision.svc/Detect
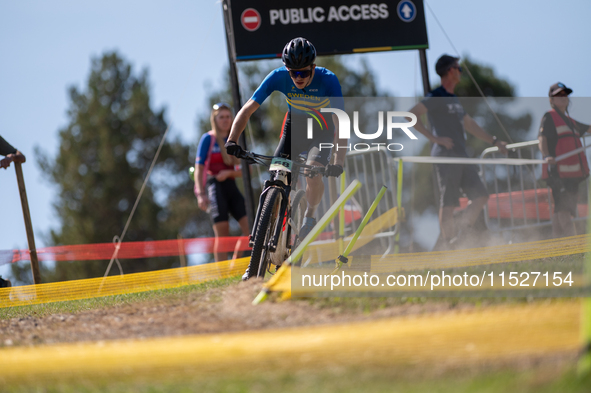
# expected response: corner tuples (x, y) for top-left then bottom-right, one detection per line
(227, 99), (260, 144)
(227, 69), (281, 144)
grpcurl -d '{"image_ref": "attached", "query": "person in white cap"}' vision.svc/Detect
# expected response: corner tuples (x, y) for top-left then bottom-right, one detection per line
(539, 82), (591, 237)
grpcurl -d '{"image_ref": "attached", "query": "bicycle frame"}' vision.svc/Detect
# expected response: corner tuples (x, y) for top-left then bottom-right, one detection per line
(249, 158), (293, 254)
(240, 150), (325, 276)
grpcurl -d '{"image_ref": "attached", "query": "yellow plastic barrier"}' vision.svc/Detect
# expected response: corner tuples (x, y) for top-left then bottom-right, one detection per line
(0, 257), (249, 309)
(302, 206), (400, 265)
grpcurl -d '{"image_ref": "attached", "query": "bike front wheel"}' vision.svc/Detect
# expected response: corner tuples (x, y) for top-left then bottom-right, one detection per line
(249, 187), (282, 279)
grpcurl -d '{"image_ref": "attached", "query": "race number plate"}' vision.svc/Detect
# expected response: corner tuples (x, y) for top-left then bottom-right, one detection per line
(270, 158), (292, 172)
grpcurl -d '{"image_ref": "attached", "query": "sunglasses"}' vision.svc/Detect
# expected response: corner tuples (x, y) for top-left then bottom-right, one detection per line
(213, 102), (231, 110)
(452, 65), (463, 73)
(557, 82), (567, 89)
(288, 68), (313, 79)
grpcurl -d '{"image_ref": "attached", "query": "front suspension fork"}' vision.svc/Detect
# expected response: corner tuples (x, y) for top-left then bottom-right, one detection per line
(249, 181), (291, 249)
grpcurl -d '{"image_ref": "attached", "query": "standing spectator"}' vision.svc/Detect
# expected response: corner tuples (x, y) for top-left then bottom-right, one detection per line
(539, 82), (591, 237)
(409, 55), (508, 248)
(194, 103), (249, 261)
(0, 136), (26, 169)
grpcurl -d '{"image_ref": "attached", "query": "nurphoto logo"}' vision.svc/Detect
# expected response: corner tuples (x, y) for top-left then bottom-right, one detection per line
(307, 108), (417, 152)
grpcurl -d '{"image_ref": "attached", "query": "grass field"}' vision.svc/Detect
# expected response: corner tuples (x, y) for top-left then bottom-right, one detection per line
(3, 362), (591, 393)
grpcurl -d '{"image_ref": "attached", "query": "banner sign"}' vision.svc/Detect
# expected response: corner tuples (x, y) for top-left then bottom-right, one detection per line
(228, 0), (429, 61)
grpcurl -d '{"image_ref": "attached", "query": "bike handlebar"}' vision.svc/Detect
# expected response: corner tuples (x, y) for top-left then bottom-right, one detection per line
(238, 150), (327, 177)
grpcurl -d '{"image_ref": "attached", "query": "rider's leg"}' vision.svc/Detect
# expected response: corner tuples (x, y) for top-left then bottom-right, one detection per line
(304, 160), (325, 217)
(299, 159), (325, 240)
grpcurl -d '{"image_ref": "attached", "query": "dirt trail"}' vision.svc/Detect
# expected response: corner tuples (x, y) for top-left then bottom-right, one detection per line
(0, 279), (467, 347)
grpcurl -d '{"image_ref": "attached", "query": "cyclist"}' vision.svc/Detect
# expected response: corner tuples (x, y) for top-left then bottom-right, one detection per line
(224, 37), (346, 279)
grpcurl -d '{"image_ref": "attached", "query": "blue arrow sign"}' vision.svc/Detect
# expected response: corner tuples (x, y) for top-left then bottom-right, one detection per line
(397, 0), (417, 22)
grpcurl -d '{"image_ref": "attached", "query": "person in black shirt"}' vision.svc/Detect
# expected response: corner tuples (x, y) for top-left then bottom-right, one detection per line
(539, 82), (591, 237)
(0, 136), (26, 169)
(409, 55), (508, 248)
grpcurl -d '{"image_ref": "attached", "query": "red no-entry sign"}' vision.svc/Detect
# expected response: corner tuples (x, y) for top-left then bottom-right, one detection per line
(241, 8), (261, 31)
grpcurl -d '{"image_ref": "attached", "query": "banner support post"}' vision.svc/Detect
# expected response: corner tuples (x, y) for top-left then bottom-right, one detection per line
(419, 48), (431, 96)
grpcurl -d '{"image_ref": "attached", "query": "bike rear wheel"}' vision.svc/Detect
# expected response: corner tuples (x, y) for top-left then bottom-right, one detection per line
(249, 187), (282, 279)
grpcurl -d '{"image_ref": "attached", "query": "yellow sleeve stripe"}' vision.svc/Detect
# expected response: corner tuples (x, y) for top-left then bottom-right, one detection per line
(286, 97), (330, 109)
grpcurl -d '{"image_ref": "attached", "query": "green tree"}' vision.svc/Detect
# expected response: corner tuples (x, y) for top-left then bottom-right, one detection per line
(29, 51), (206, 283)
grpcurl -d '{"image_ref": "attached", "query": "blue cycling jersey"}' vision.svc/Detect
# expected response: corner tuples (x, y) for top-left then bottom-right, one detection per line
(251, 66), (344, 113)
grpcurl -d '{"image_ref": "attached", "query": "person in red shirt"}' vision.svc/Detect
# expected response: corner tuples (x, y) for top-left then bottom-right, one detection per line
(194, 103), (249, 261)
(539, 82), (591, 237)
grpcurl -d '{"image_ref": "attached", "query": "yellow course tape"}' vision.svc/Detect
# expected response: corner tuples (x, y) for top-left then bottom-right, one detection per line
(1, 234), (588, 309)
(372, 234), (589, 273)
(0, 258), (249, 309)
(0, 301), (580, 383)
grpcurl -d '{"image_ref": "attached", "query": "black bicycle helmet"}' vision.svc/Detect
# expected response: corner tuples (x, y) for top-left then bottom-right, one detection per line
(281, 37), (316, 69)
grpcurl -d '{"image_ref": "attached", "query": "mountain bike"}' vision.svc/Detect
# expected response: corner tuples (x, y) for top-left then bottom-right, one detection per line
(238, 150), (326, 279)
